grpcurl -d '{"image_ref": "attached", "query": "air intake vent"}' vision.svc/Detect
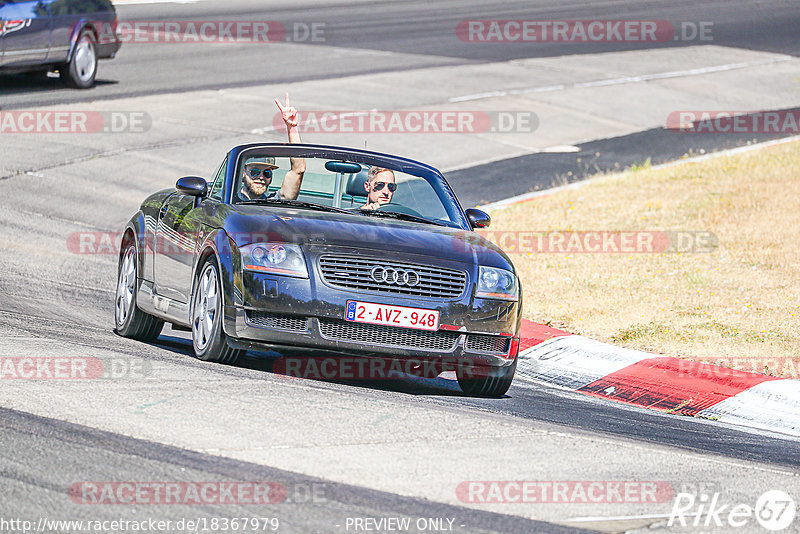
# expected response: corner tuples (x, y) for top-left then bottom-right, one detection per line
(466, 334), (510, 354)
(246, 311), (309, 332)
(318, 319), (460, 352)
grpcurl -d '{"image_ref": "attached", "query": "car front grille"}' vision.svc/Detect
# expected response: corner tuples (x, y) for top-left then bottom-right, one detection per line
(466, 334), (510, 354)
(246, 311), (309, 332)
(318, 255), (467, 299)
(318, 319), (460, 352)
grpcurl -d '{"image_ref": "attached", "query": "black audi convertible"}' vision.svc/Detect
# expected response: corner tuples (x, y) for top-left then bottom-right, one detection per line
(115, 144), (522, 396)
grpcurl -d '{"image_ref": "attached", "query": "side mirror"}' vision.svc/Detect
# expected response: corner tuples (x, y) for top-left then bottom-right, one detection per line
(176, 176), (207, 197)
(465, 208), (491, 229)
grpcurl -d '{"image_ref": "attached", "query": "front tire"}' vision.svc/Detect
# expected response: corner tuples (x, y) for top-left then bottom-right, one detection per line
(191, 259), (243, 364)
(60, 29), (97, 89)
(115, 244), (164, 341)
(457, 358), (517, 397)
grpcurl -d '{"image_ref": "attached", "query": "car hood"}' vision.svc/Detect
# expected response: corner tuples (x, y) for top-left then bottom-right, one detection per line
(222, 204), (514, 271)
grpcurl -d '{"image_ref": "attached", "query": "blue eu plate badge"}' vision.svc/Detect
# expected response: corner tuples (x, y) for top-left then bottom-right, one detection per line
(346, 301), (357, 321)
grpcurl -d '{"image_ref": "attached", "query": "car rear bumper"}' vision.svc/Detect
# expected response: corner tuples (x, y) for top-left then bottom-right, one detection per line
(97, 40), (122, 60)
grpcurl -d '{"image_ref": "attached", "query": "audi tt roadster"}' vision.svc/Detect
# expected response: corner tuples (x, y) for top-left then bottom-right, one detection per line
(115, 144), (522, 396)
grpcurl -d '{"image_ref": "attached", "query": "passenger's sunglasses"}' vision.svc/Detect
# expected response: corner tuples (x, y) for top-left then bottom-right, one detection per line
(247, 167), (273, 179)
(372, 181), (397, 192)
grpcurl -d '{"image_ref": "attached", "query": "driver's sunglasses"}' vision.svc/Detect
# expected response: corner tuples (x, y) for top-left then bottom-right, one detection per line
(373, 181), (397, 192)
(247, 167), (273, 179)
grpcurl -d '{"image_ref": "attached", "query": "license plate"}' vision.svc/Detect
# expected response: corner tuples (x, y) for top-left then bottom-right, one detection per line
(345, 301), (440, 331)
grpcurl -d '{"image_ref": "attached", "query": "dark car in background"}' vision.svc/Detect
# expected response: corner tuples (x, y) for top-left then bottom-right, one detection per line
(0, 0), (120, 88)
(115, 144), (523, 397)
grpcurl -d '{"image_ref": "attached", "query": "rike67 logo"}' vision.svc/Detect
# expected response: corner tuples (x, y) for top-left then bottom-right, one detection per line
(669, 490), (796, 531)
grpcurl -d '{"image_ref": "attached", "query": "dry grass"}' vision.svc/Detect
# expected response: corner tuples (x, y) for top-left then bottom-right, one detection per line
(483, 141), (800, 377)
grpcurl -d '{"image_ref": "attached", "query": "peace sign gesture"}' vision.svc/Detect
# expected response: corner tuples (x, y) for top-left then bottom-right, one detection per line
(273, 91), (305, 196)
(274, 92), (299, 128)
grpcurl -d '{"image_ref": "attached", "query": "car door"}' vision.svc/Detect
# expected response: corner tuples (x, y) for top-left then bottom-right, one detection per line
(0, 0), (52, 67)
(154, 194), (202, 304)
(46, 0), (95, 64)
(154, 161), (228, 305)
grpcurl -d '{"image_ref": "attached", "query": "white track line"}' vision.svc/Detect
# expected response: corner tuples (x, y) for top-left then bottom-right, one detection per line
(566, 514), (673, 523)
(112, 0), (200, 5)
(449, 57), (794, 103)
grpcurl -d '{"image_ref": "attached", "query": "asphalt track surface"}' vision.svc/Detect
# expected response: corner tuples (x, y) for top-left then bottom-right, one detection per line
(1, 407), (588, 534)
(2, 0), (800, 108)
(2, 1), (800, 533)
(4, 1), (800, 206)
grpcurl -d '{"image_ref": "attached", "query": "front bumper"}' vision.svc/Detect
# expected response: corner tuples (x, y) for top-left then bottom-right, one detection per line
(222, 247), (521, 368)
(226, 307), (518, 368)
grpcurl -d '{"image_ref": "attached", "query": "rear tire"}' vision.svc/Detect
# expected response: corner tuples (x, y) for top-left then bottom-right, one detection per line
(191, 258), (243, 364)
(115, 243), (164, 341)
(457, 358), (517, 397)
(60, 29), (97, 89)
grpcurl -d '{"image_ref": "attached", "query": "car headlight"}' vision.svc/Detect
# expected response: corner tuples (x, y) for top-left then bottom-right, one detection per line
(476, 266), (518, 301)
(240, 243), (308, 278)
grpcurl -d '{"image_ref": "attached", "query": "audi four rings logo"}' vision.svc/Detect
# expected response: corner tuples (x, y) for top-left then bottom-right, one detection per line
(370, 266), (421, 287)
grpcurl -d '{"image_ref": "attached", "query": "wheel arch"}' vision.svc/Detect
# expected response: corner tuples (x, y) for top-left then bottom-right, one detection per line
(66, 21), (98, 63)
(120, 212), (149, 280)
(191, 229), (239, 337)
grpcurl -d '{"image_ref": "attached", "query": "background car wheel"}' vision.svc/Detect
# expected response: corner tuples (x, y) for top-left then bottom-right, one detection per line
(457, 357), (517, 397)
(115, 244), (164, 341)
(60, 29), (97, 89)
(191, 258), (243, 364)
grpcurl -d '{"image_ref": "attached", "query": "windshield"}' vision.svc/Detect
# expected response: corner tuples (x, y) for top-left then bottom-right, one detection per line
(231, 153), (464, 228)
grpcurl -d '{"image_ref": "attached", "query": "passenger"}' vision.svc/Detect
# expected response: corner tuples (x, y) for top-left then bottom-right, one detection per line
(240, 93), (306, 201)
(360, 167), (397, 210)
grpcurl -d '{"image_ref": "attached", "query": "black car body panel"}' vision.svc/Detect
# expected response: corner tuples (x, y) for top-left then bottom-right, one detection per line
(123, 144), (522, 369)
(0, 0), (120, 72)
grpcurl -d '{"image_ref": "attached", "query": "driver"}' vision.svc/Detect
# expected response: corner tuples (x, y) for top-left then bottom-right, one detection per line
(240, 93), (306, 201)
(360, 167), (396, 210)
(240, 156), (282, 200)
